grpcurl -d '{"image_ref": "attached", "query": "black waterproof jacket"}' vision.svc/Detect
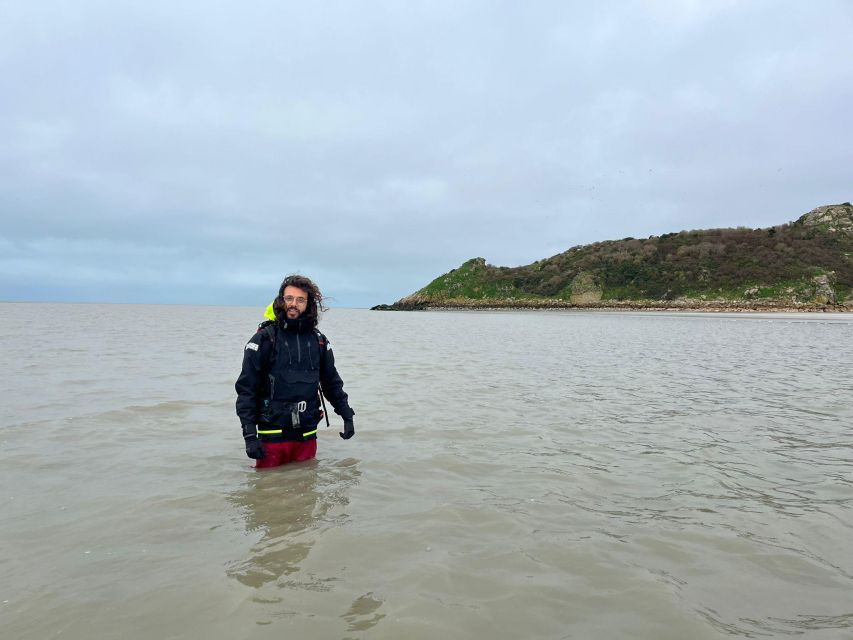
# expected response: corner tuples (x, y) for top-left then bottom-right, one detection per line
(235, 319), (354, 442)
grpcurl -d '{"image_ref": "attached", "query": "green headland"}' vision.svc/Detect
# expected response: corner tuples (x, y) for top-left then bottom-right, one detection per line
(374, 203), (853, 312)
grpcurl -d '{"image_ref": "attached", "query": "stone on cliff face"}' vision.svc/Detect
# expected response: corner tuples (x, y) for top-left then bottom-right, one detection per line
(569, 271), (602, 304)
(744, 286), (760, 297)
(811, 273), (837, 305)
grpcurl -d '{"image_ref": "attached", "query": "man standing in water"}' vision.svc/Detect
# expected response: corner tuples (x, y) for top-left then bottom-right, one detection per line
(235, 275), (355, 468)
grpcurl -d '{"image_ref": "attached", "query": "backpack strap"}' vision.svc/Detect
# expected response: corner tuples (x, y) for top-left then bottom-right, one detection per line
(314, 329), (331, 427)
(314, 329), (327, 351)
(255, 320), (276, 374)
(257, 319), (275, 339)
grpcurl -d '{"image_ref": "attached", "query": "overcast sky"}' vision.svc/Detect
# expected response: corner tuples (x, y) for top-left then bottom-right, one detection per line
(1, 1), (851, 307)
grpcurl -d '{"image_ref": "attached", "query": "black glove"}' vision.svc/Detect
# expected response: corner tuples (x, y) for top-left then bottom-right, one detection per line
(340, 418), (355, 440)
(245, 436), (265, 459)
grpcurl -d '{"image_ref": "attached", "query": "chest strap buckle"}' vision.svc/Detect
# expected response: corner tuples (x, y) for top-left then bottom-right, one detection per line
(291, 400), (307, 427)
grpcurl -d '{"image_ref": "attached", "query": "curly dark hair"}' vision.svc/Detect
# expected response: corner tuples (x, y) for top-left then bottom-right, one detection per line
(272, 274), (326, 329)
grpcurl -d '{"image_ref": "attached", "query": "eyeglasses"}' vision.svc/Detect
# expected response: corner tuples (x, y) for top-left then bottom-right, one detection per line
(283, 295), (307, 305)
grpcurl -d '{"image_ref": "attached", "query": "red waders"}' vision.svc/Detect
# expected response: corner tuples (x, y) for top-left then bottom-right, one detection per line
(255, 440), (317, 469)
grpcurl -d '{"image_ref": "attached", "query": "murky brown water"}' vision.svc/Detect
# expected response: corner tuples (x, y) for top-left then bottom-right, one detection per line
(2, 303), (851, 639)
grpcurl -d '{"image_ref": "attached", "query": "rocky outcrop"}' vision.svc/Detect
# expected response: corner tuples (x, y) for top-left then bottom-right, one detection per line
(797, 203), (853, 236)
(371, 298), (429, 311)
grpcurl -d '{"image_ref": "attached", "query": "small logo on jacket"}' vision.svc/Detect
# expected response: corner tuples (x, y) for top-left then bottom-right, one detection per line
(245, 342), (259, 351)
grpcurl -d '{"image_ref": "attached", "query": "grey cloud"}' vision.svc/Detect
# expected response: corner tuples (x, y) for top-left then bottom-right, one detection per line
(1, 1), (851, 306)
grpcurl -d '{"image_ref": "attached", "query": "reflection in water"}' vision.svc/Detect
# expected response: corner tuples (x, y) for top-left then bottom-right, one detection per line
(226, 458), (361, 589)
(342, 591), (386, 633)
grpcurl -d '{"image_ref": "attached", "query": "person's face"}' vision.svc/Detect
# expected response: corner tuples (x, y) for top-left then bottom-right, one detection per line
(282, 285), (309, 320)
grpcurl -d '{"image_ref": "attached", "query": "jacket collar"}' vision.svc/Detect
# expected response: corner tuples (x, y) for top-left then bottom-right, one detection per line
(281, 317), (310, 333)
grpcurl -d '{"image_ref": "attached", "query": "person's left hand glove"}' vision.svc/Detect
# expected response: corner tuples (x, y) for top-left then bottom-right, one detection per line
(340, 418), (355, 440)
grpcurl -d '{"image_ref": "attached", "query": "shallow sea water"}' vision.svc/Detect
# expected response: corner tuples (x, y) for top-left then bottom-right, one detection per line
(1, 303), (852, 639)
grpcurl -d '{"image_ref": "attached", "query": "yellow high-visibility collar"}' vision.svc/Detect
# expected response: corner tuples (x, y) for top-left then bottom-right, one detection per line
(264, 302), (276, 321)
